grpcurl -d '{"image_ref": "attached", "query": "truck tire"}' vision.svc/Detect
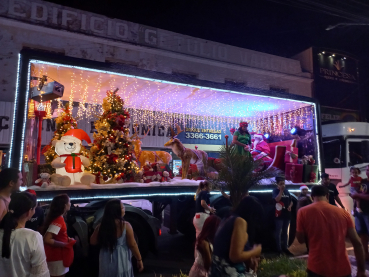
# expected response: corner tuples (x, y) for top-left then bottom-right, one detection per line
(124, 215), (150, 258)
(177, 205), (196, 238)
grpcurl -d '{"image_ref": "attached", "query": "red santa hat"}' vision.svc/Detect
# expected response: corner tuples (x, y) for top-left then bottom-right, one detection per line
(63, 129), (92, 144)
(300, 185), (309, 191)
(26, 189), (37, 196)
(239, 122), (248, 127)
(230, 128), (236, 134)
(254, 134), (264, 140)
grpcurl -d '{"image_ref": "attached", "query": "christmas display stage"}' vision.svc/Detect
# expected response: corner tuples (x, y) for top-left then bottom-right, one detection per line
(17, 56), (321, 195)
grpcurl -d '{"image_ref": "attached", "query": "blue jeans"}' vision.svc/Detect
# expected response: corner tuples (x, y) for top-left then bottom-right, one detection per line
(355, 212), (369, 235)
(274, 218), (290, 252)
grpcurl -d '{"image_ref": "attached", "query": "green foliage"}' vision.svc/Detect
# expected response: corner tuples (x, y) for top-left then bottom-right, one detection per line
(258, 256), (307, 277)
(208, 145), (282, 208)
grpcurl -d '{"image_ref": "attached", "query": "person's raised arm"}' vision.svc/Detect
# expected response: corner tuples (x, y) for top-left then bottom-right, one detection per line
(339, 181), (350, 188)
(347, 227), (366, 277)
(126, 222), (144, 272)
(221, 190), (230, 200)
(274, 188), (283, 203)
(90, 224), (100, 245)
(197, 240), (212, 271)
(229, 217), (262, 264)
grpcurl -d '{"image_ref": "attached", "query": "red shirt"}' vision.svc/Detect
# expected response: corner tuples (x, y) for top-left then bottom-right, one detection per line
(44, 216), (69, 262)
(349, 176), (362, 188)
(297, 201), (353, 277)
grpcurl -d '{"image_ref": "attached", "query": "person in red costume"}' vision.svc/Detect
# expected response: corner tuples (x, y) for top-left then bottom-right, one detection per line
(42, 194), (76, 277)
(251, 134), (272, 161)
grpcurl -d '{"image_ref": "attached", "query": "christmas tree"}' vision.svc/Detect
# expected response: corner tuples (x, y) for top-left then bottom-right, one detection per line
(88, 89), (137, 184)
(43, 103), (88, 166)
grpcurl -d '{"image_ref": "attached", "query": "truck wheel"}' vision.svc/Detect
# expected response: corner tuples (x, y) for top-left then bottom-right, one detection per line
(177, 206), (196, 238)
(124, 216), (149, 258)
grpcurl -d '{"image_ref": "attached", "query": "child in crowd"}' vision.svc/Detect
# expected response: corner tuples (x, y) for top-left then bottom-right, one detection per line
(189, 215), (221, 277)
(90, 199), (144, 277)
(339, 167), (362, 213)
(42, 194), (75, 277)
(0, 192), (49, 277)
(24, 189), (44, 232)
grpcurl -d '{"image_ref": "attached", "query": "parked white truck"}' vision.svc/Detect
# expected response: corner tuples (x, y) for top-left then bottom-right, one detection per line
(322, 122), (369, 212)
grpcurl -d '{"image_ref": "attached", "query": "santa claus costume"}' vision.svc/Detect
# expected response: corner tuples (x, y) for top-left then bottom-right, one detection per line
(251, 134), (272, 161)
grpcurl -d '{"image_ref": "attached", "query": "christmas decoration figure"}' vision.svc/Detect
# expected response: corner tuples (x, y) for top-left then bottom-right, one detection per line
(131, 126), (172, 167)
(51, 129), (94, 185)
(89, 89), (138, 184)
(43, 103), (89, 167)
(251, 134), (272, 161)
(35, 172), (55, 188)
(164, 125), (208, 179)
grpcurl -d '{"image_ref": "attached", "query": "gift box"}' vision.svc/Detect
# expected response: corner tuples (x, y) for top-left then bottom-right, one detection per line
(285, 145), (298, 163)
(285, 163), (303, 183)
(303, 164), (318, 183)
(178, 164), (198, 179)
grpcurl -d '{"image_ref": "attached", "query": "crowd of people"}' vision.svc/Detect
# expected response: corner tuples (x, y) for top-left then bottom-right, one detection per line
(2, 163), (369, 277)
(0, 167), (144, 277)
(190, 170), (369, 277)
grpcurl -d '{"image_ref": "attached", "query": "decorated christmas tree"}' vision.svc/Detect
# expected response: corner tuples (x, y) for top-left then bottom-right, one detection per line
(43, 103), (88, 166)
(88, 89), (137, 184)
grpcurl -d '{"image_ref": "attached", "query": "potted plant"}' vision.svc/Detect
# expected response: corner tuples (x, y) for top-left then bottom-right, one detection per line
(209, 145), (282, 209)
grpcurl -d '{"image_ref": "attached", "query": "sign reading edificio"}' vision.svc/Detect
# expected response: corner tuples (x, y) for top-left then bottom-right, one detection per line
(0, 0), (302, 75)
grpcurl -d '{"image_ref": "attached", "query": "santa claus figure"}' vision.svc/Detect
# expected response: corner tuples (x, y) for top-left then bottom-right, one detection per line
(251, 134), (272, 161)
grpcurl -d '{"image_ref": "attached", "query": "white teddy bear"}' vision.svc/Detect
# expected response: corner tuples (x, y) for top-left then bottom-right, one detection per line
(35, 173), (55, 188)
(51, 129), (95, 185)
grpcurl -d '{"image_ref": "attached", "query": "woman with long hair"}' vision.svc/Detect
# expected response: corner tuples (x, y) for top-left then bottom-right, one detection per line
(43, 194), (75, 277)
(90, 199), (144, 277)
(0, 192), (49, 277)
(232, 122), (251, 156)
(189, 215), (221, 277)
(210, 197), (262, 277)
(194, 181), (216, 238)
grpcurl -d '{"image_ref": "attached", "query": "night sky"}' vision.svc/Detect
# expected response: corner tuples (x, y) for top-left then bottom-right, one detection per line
(46, 0), (369, 115)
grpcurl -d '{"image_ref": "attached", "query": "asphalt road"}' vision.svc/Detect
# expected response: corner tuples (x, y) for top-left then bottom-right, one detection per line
(67, 226), (195, 277)
(67, 226), (369, 277)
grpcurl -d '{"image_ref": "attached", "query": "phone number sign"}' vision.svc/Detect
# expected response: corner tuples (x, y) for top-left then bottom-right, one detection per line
(185, 132), (222, 140)
(176, 127), (229, 145)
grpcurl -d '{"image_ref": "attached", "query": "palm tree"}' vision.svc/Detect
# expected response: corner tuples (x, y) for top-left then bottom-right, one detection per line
(208, 145), (282, 209)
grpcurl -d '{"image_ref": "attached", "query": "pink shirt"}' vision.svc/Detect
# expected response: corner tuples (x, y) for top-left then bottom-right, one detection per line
(0, 195), (10, 222)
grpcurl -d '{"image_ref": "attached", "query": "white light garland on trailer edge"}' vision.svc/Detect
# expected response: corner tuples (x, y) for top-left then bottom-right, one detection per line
(9, 57), (319, 170)
(19, 62), (32, 171)
(36, 189), (304, 202)
(8, 54), (21, 168)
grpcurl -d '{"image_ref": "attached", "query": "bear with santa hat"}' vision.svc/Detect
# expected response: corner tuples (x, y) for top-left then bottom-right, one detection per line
(51, 129), (95, 185)
(251, 134), (272, 161)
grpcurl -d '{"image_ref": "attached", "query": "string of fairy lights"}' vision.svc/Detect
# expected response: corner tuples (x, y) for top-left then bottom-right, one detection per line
(29, 63), (315, 136)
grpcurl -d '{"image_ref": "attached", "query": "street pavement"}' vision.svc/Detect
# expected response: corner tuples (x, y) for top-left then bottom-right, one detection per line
(68, 227), (369, 277)
(289, 237), (369, 275)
